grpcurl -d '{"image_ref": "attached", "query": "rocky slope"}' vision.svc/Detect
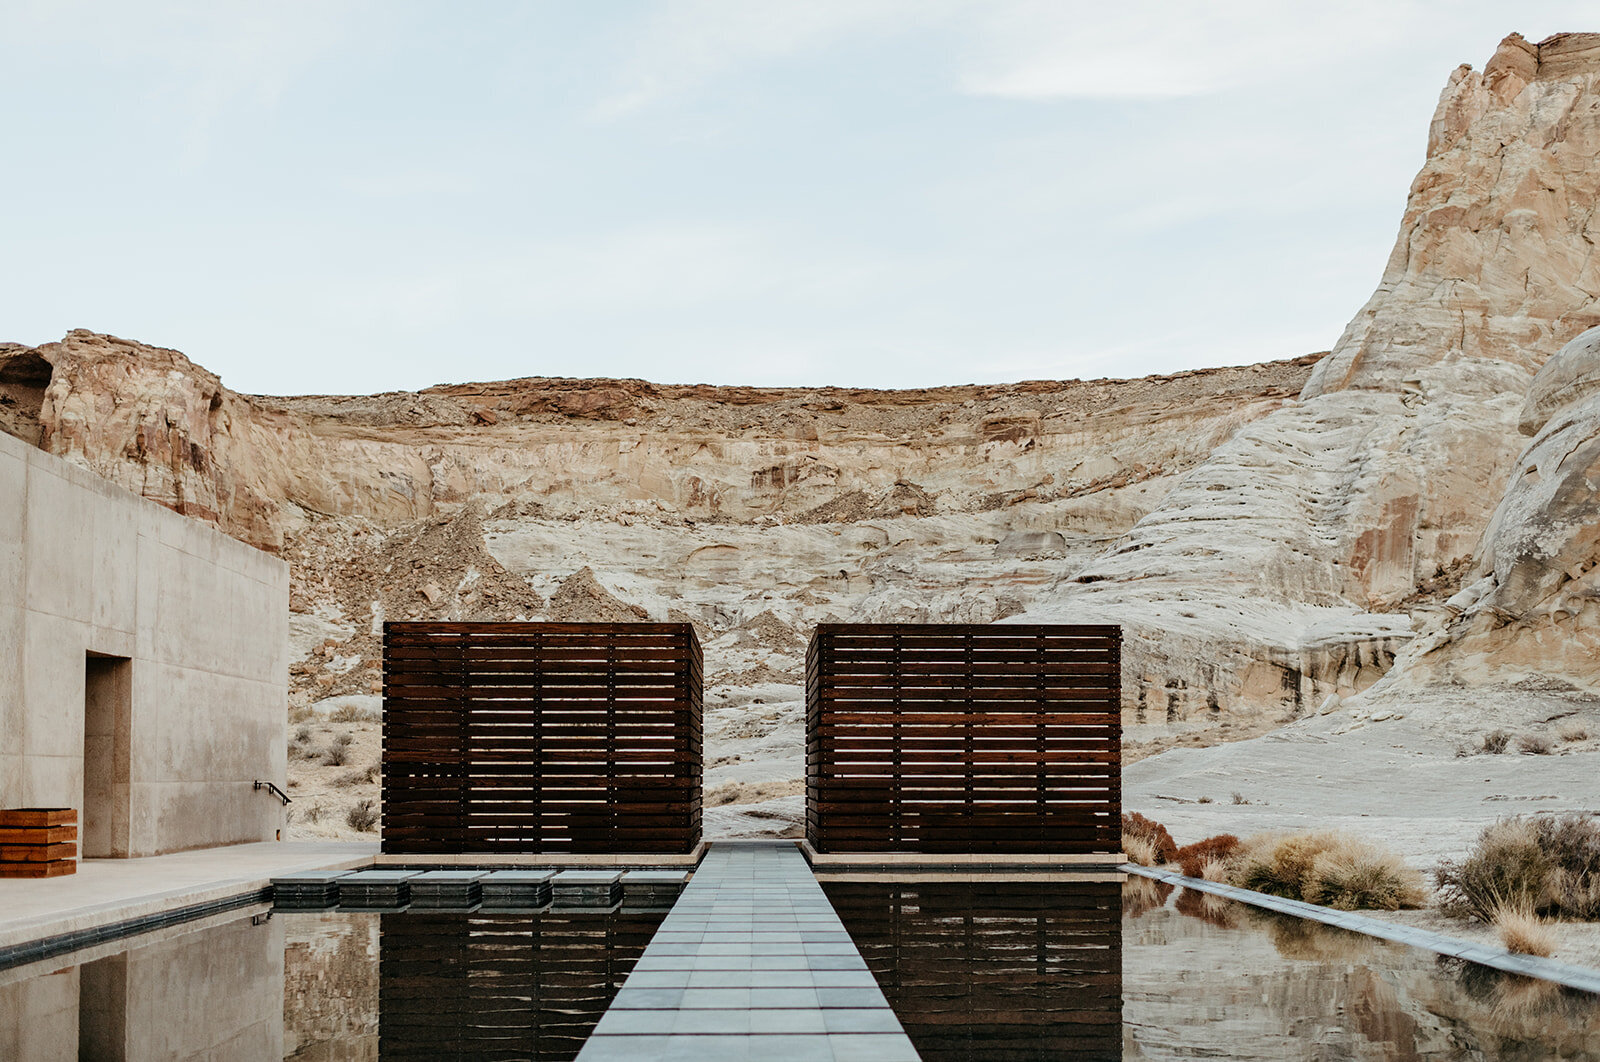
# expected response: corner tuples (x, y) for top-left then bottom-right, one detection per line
(0, 329), (1318, 835)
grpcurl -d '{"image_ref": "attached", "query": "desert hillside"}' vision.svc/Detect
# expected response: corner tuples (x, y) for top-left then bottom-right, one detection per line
(4, 31), (1598, 844)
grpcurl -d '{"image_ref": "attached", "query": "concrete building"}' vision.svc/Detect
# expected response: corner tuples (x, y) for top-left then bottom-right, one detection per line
(0, 429), (288, 856)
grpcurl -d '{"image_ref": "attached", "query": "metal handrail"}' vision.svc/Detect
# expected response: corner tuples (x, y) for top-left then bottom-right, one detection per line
(253, 780), (292, 805)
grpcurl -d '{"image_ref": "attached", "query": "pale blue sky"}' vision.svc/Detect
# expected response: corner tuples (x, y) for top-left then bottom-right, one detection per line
(2, 2), (1592, 394)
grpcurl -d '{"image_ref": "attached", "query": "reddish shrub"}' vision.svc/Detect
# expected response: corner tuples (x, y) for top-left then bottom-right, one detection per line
(1122, 812), (1177, 864)
(1176, 834), (1242, 879)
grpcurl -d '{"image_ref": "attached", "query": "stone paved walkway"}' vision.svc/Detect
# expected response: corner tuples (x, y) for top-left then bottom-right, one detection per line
(577, 841), (919, 1061)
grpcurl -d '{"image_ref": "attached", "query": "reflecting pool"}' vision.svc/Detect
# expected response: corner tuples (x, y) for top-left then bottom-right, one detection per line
(0, 878), (1597, 1059)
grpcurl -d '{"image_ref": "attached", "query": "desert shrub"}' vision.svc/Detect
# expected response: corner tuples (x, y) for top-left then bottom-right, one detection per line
(1494, 903), (1556, 957)
(1481, 729), (1512, 754)
(1558, 720), (1591, 743)
(303, 803), (323, 824)
(1197, 795), (1213, 804)
(1231, 792), (1250, 805)
(288, 705), (315, 724)
(324, 732), (354, 767)
(1437, 814), (1600, 922)
(1175, 834), (1241, 878)
(289, 738), (318, 761)
(346, 799), (378, 832)
(331, 703), (377, 723)
(1234, 830), (1424, 910)
(335, 764), (377, 787)
(1518, 733), (1552, 755)
(1302, 839), (1427, 911)
(1122, 812), (1177, 865)
(294, 725), (312, 742)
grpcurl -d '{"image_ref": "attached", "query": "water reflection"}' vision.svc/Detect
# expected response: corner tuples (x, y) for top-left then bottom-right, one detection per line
(823, 878), (1123, 1062)
(1125, 881), (1600, 1060)
(375, 908), (664, 1060)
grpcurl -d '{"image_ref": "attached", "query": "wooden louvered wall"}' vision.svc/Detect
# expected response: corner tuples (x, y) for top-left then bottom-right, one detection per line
(806, 624), (1120, 854)
(382, 622), (702, 855)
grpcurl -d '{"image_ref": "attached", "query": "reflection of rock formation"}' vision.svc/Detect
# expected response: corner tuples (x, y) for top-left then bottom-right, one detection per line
(283, 911), (379, 1061)
(1023, 33), (1600, 723)
(1370, 325), (1600, 696)
(1123, 898), (1600, 1060)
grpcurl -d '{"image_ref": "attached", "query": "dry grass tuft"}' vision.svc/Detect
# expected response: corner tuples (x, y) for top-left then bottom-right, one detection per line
(1234, 830), (1424, 910)
(346, 799), (378, 832)
(323, 732), (354, 767)
(1175, 834), (1241, 879)
(1123, 833), (1161, 868)
(1480, 729), (1512, 754)
(1493, 903), (1556, 957)
(1557, 720), (1591, 743)
(1517, 733), (1553, 755)
(331, 703), (378, 723)
(1122, 812), (1177, 865)
(288, 705), (315, 725)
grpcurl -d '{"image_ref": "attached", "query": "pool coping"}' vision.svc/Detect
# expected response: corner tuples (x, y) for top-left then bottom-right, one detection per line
(1125, 863), (1600, 995)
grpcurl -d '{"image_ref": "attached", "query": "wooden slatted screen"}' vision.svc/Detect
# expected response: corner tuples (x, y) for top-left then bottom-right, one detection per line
(382, 622), (702, 854)
(806, 623), (1120, 854)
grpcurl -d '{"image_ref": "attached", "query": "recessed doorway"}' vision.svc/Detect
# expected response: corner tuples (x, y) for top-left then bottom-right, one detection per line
(83, 654), (132, 859)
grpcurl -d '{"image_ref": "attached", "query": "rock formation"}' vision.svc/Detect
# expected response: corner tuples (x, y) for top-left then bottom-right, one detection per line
(1367, 323), (1600, 695)
(1021, 31), (1600, 732)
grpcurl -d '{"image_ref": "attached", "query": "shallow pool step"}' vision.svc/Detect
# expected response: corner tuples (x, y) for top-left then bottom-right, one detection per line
(479, 869), (556, 908)
(407, 870), (484, 908)
(336, 870), (420, 908)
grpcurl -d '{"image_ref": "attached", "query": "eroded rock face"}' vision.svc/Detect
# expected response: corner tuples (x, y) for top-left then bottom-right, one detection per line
(1021, 32), (1600, 727)
(1367, 324), (1600, 695)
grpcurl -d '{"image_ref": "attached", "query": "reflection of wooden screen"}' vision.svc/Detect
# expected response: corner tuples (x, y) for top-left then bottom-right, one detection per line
(824, 879), (1122, 1061)
(382, 623), (702, 854)
(806, 624), (1120, 854)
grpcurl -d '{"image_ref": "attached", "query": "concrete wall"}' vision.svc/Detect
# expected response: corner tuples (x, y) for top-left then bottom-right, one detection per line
(0, 429), (288, 855)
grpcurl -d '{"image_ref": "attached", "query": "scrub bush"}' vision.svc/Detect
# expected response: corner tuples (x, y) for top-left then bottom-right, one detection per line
(1518, 733), (1553, 755)
(1437, 814), (1600, 922)
(1481, 729), (1512, 754)
(346, 799), (378, 832)
(1175, 834), (1241, 879)
(1234, 830), (1424, 910)
(1122, 812), (1177, 865)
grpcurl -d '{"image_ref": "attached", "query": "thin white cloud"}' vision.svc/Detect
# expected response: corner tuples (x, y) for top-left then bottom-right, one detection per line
(957, 0), (1428, 100)
(592, 0), (938, 117)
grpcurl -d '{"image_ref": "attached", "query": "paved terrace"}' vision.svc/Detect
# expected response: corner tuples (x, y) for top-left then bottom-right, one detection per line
(578, 842), (919, 1062)
(0, 840), (376, 959)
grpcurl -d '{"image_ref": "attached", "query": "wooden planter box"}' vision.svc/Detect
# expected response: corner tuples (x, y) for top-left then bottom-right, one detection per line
(0, 808), (78, 877)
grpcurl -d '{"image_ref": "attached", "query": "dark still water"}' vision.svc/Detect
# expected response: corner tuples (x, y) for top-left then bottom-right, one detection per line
(2, 880), (1598, 1059)
(822, 878), (1122, 1061)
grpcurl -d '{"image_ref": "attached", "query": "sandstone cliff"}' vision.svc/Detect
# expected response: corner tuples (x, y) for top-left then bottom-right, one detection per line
(1021, 31), (1600, 735)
